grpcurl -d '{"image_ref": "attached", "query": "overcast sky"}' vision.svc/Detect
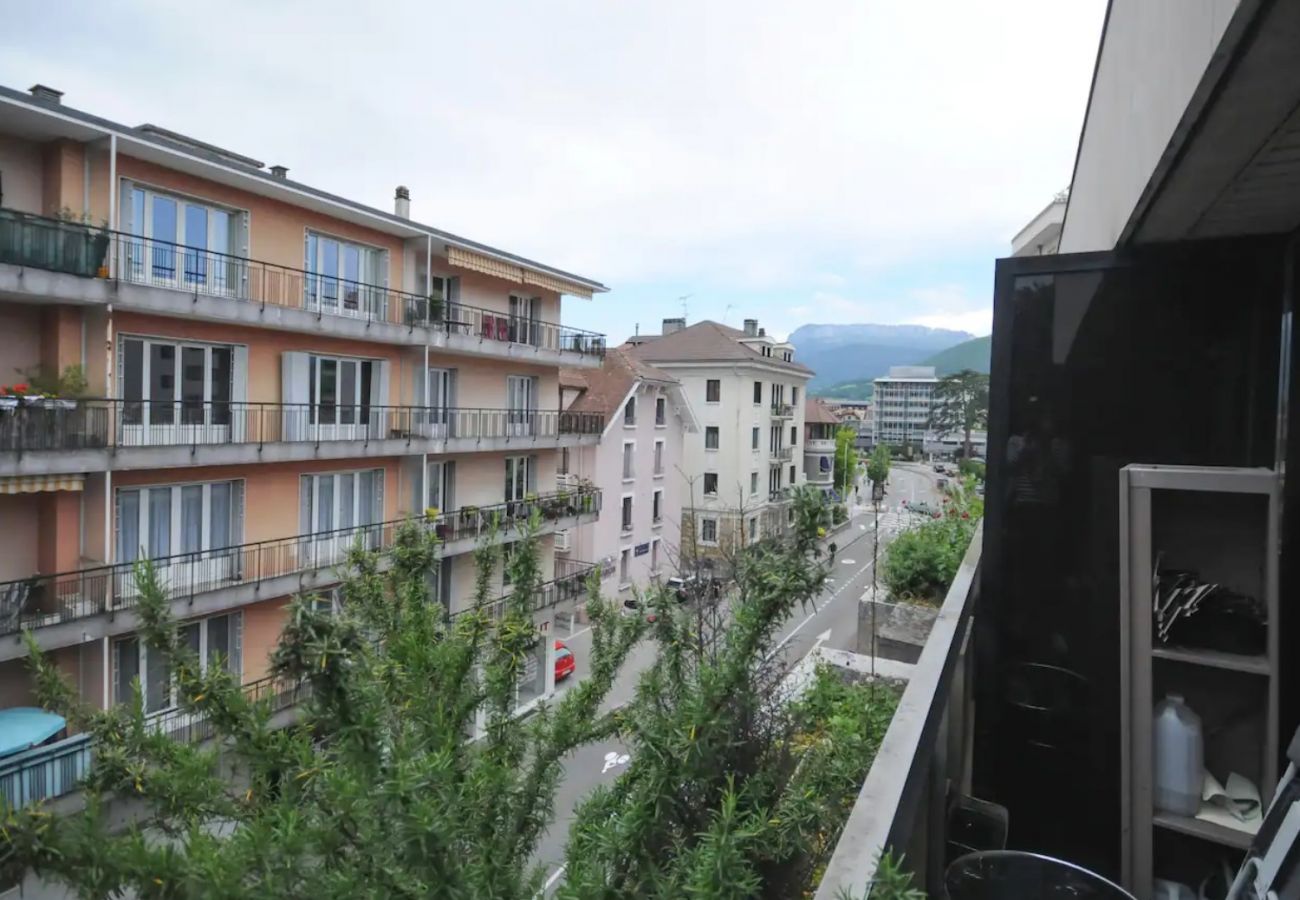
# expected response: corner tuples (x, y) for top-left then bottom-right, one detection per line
(2, 0), (1105, 343)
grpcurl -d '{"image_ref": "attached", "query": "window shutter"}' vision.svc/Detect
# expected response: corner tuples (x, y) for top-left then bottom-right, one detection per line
(299, 475), (312, 537)
(231, 611), (243, 679)
(281, 352), (310, 440)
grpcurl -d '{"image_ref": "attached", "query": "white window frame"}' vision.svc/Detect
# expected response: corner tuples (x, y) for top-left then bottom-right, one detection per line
(506, 375), (539, 436)
(623, 394), (637, 427)
(622, 440), (636, 482)
(752, 426), (760, 451)
(118, 335), (238, 445)
(705, 426), (720, 451)
(655, 396), (666, 427)
(112, 611), (243, 714)
(505, 455), (537, 502)
(299, 469), (384, 561)
(699, 517), (719, 546)
(124, 184), (241, 296)
(652, 489), (663, 525)
(305, 229), (385, 318)
(621, 493), (634, 534)
(703, 472), (718, 496)
(115, 480), (242, 594)
(653, 439), (665, 477)
(705, 379), (721, 403)
(750, 472), (759, 497)
(309, 354), (376, 439)
(619, 547), (631, 588)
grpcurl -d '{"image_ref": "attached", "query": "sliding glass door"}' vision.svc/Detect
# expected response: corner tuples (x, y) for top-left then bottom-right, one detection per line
(305, 232), (383, 319)
(116, 481), (241, 596)
(308, 355), (375, 440)
(507, 375), (537, 437)
(113, 612), (242, 715)
(299, 470), (384, 564)
(124, 187), (238, 296)
(120, 337), (235, 445)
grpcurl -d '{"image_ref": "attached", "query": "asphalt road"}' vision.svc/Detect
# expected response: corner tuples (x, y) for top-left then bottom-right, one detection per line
(533, 463), (942, 893)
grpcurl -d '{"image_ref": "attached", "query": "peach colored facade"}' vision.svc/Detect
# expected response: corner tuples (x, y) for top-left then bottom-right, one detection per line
(0, 85), (607, 726)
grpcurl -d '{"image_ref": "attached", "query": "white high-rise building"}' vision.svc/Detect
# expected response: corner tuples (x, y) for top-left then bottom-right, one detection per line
(871, 366), (938, 448)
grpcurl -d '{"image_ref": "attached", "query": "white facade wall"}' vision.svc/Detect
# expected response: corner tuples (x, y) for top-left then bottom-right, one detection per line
(1060, 0), (1240, 253)
(567, 382), (687, 599)
(872, 377), (936, 447)
(652, 362), (810, 547)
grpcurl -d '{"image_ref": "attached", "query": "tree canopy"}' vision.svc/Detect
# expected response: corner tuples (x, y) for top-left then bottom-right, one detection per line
(928, 369), (989, 459)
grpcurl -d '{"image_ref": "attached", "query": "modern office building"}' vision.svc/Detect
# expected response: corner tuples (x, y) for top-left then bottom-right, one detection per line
(0, 83), (607, 728)
(558, 347), (697, 600)
(870, 365), (937, 449)
(627, 318), (812, 554)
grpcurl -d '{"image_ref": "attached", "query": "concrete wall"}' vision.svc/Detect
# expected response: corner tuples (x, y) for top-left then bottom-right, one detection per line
(0, 134), (44, 214)
(0, 304), (44, 382)
(1060, 0), (1240, 252)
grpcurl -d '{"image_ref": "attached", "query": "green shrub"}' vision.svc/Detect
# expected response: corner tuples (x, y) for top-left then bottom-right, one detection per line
(882, 494), (978, 604)
(832, 503), (848, 525)
(957, 457), (985, 480)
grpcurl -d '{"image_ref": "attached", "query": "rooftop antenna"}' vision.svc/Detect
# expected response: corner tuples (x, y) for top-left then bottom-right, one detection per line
(723, 303), (734, 324)
(678, 294), (692, 321)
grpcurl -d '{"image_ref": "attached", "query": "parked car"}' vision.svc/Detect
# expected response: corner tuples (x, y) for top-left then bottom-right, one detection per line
(932, 462), (946, 472)
(554, 640), (575, 681)
(904, 500), (941, 518)
(937, 476), (948, 489)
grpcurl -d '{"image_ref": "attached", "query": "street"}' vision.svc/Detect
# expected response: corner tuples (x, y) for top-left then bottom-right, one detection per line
(533, 463), (943, 893)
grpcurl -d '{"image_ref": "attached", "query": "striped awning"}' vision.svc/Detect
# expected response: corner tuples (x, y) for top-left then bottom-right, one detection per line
(0, 474), (85, 494)
(446, 246), (594, 299)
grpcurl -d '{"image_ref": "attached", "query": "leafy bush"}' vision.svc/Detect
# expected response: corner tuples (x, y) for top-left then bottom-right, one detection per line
(832, 503), (848, 525)
(957, 457), (985, 480)
(882, 487), (979, 604)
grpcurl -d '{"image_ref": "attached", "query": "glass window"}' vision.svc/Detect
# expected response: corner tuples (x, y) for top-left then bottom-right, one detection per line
(751, 472), (759, 495)
(752, 427), (760, 450)
(655, 397), (666, 425)
(624, 396), (636, 425)
(705, 427), (719, 450)
(653, 490), (662, 521)
(706, 380), (720, 402)
(623, 443), (635, 479)
(701, 518), (718, 543)
(704, 473), (718, 495)
(622, 496), (633, 531)
(654, 440), (664, 474)
(753, 381), (762, 404)
(620, 549), (630, 583)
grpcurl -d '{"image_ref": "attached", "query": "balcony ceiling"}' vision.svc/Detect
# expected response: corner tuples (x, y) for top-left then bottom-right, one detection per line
(1130, 0), (1300, 243)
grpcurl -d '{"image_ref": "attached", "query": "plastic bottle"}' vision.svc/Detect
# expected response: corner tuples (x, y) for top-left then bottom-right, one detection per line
(1153, 694), (1203, 816)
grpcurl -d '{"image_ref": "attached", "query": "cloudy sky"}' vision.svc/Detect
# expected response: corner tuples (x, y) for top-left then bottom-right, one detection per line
(2, 0), (1105, 343)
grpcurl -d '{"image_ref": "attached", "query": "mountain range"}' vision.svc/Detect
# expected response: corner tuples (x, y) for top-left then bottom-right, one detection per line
(788, 324), (989, 396)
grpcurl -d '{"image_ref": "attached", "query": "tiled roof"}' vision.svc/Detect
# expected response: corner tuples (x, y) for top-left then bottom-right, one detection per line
(805, 397), (840, 425)
(626, 321), (814, 375)
(563, 346), (678, 418)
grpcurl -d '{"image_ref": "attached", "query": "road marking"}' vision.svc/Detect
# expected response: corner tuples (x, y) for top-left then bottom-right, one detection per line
(601, 750), (631, 774)
(840, 559), (856, 565)
(543, 866), (566, 893)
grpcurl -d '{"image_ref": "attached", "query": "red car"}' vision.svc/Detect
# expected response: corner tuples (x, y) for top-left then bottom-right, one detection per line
(554, 640), (575, 681)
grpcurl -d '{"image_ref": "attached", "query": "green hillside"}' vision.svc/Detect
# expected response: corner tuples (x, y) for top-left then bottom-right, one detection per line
(819, 380), (873, 401)
(921, 335), (991, 375)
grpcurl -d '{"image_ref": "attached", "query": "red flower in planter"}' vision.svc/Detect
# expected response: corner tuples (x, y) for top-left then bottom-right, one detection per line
(11, 383), (29, 395)
(961, 511), (970, 519)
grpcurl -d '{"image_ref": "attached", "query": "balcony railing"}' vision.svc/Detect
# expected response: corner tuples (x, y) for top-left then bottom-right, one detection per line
(0, 489), (601, 639)
(451, 557), (598, 621)
(0, 211), (606, 359)
(770, 446), (793, 462)
(771, 403), (795, 419)
(0, 671), (308, 809)
(813, 523), (981, 899)
(0, 399), (603, 454)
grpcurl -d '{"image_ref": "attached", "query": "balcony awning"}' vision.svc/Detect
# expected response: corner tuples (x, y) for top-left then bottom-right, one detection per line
(0, 474), (84, 494)
(447, 246), (595, 299)
(0, 708), (67, 758)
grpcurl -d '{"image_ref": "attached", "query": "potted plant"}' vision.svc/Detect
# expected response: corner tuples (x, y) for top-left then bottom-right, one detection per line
(53, 208), (111, 278)
(459, 505), (480, 530)
(427, 286), (444, 324)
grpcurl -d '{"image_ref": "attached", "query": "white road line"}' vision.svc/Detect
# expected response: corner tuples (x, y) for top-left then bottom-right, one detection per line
(767, 557), (876, 661)
(543, 866), (566, 893)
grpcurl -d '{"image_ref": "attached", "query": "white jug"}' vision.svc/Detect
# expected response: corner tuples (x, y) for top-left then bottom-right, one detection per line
(1153, 693), (1203, 816)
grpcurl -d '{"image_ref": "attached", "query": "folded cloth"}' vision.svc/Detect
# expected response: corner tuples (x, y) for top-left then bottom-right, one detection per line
(1201, 770), (1261, 823)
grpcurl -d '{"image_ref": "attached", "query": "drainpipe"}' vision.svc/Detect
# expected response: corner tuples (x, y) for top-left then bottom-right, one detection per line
(107, 134), (117, 277)
(101, 635), (110, 710)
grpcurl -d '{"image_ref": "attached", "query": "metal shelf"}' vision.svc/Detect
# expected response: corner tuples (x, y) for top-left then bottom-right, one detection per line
(1151, 645), (1270, 675)
(1152, 809), (1257, 850)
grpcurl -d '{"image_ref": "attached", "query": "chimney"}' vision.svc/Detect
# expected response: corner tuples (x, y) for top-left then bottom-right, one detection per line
(759, 327), (766, 337)
(394, 185), (411, 219)
(743, 318), (758, 337)
(29, 84), (63, 104)
(662, 317), (685, 335)
(270, 165), (289, 179)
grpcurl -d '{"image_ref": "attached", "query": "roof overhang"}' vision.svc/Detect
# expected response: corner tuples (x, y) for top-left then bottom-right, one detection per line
(1125, 0), (1300, 244)
(0, 89), (608, 295)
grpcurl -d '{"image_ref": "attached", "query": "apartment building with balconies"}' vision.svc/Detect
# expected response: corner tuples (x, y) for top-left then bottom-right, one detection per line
(0, 83), (607, 739)
(804, 397), (838, 494)
(557, 347), (697, 599)
(626, 317), (812, 554)
(870, 365), (937, 449)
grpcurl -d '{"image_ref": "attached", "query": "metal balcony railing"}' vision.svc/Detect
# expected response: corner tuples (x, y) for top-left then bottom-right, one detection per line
(0, 399), (603, 454)
(0, 489), (601, 638)
(0, 210), (606, 358)
(813, 524), (981, 898)
(770, 446), (794, 462)
(451, 557), (598, 621)
(770, 403), (795, 419)
(0, 671), (309, 809)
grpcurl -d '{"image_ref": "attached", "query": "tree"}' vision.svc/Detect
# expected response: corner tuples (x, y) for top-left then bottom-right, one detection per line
(559, 487), (898, 898)
(2, 516), (645, 899)
(832, 425), (859, 495)
(866, 444), (891, 493)
(928, 369), (989, 460)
